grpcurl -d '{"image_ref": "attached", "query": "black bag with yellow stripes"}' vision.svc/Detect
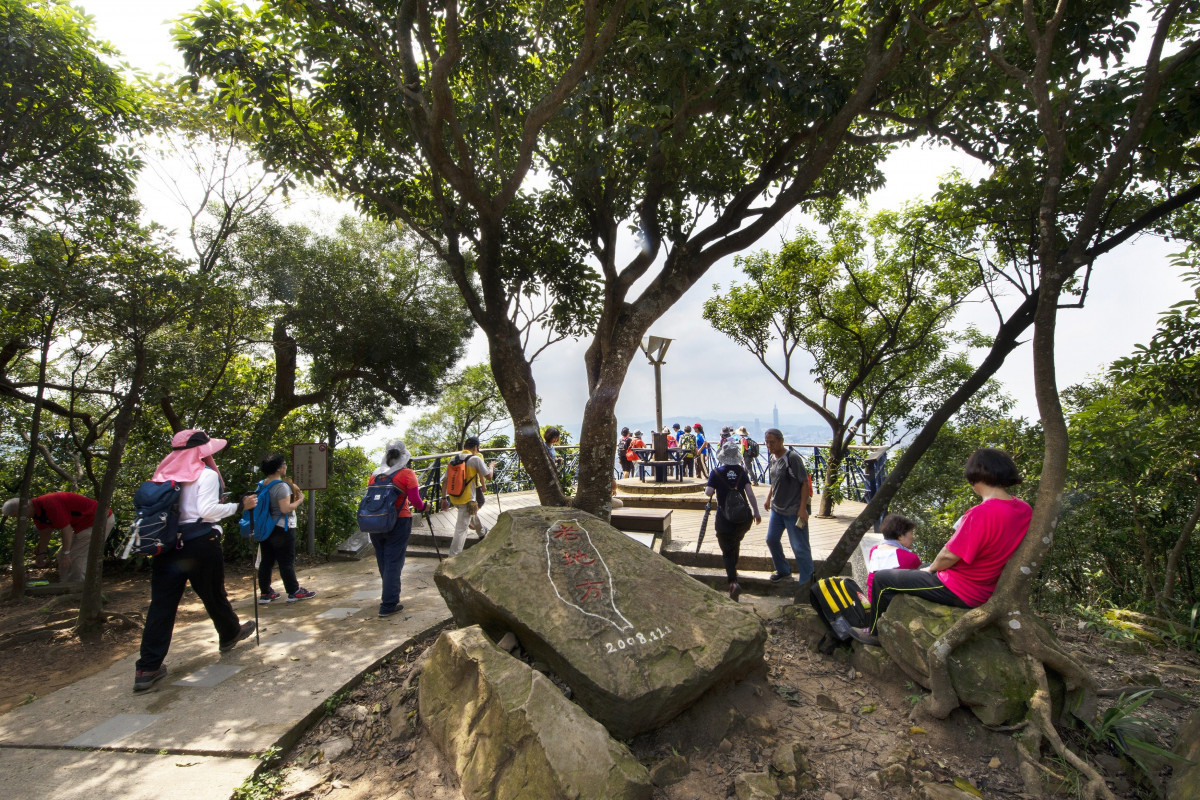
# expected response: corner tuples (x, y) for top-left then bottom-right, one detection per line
(808, 576), (870, 653)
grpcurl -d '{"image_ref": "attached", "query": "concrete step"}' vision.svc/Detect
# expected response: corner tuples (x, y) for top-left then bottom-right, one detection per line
(682, 566), (803, 597)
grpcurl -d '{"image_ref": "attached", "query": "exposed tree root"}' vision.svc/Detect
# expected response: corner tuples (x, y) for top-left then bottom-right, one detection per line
(922, 604), (997, 719)
(1026, 657), (1117, 800)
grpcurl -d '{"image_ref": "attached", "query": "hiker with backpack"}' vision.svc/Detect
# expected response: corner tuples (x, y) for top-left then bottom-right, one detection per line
(678, 426), (698, 478)
(254, 454), (316, 605)
(705, 440), (762, 602)
(439, 436), (495, 556)
(737, 426), (761, 485)
(133, 429), (257, 692)
(360, 439), (427, 617)
(618, 427), (634, 478)
(762, 428), (813, 586)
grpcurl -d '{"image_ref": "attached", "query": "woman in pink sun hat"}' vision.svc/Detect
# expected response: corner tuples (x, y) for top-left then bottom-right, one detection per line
(133, 429), (258, 692)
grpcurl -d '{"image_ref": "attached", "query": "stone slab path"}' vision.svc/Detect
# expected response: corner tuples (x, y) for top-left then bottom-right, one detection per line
(0, 557), (453, 800)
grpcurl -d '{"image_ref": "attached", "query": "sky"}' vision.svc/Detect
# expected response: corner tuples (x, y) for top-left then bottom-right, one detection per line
(75, 0), (1195, 447)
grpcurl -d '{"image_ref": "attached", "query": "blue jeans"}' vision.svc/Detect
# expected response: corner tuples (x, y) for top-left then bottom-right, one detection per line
(370, 516), (413, 613)
(765, 509), (812, 582)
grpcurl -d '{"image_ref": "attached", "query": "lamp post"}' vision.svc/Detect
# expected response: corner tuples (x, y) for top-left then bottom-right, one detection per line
(640, 335), (673, 433)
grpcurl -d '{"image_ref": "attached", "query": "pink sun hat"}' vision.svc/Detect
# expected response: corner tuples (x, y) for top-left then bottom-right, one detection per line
(152, 429), (228, 484)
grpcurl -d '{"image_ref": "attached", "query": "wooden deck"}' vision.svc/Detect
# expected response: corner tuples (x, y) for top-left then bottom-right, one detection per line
(417, 487), (865, 566)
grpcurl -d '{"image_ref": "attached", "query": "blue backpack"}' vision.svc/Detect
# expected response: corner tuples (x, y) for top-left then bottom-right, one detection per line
(239, 479), (287, 541)
(121, 480), (182, 558)
(357, 473), (400, 533)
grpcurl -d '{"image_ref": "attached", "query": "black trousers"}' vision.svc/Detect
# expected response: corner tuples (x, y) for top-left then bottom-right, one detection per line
(136, 529), (241, 671)
(682, 455), (695, 477)
(258, 525), (299, 596)
(868, 568), (970, 632)
(715, 515), (752, 584)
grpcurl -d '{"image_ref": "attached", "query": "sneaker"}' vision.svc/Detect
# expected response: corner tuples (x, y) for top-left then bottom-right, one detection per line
(378, 604), (404, 618)
(287, 588), (316, 602)
(219, 620), (256, 652)
(258, 590), (280, 605)
(133, 665), (167, 692)
(477, 526), (489, 540)
(768, 572), (791, 583)
(728, 582), (741, 602)
(847, 626), (881, 647)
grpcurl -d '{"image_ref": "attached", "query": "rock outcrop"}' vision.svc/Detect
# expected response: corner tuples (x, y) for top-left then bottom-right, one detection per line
(419, 625), (651, 800)
(434, 506), (766, 737)
(876, 596), (1054, 725)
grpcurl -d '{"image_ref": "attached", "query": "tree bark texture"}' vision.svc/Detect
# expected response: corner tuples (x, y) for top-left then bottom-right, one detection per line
(76, 342), (146, 638)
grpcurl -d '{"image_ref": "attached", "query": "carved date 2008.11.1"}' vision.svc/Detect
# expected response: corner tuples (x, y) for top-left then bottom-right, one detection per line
(604, 625), (672, 654)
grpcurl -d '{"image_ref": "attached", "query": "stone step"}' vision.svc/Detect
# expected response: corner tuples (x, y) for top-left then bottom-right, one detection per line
(681, 566), (801, 597)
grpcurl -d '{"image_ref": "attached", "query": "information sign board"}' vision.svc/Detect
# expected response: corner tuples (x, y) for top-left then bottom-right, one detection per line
(292, 443), (328, 490)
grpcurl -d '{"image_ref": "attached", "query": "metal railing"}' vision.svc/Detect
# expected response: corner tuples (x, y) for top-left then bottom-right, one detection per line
(408, 441), (889, 505)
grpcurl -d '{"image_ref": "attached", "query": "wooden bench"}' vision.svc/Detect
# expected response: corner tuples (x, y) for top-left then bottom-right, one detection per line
(610, 508), (672, 535)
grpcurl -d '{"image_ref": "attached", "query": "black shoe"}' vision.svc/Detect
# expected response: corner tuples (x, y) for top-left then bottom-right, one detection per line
(219, 620), (256, 652)
(768, 572), (791, 583)
(728, 583), (741, 602)
(133, 665), (167, 692)
(847, 626), (881, 647)
(378, 604), (404, 618)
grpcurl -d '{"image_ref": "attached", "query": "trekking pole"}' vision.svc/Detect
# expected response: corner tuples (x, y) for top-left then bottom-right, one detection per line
(424, 506), (442, 561)
(696, 498), (712, 554)
(252, 541), (261, 645)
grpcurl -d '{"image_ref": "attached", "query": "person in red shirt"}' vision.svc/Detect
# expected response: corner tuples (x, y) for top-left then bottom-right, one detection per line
(2, 492), (115, 581)
(369, 439), (427, 617)
(850, 448), (1032, 645)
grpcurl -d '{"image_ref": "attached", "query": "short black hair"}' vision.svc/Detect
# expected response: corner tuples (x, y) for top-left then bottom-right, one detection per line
(621, 427), (630, 436)
(964, 447), (1023, 488)
(464, 436), (481, 449)
(880, 513), (915, 541)
(260, 454), (286, 475)
(543, 426), (561, 444)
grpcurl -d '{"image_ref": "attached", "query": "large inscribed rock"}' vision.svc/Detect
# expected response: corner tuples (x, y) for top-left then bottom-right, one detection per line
(420, 626), (651, 800)
(434, 507), (765, 737)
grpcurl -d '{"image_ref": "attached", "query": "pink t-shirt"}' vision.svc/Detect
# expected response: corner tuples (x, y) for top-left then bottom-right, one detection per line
(866, 543), (922, 597)
(938, 497), (1033, 606)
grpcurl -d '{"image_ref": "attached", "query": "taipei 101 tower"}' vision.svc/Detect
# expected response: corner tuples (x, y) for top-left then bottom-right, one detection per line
(773, 404), (779, 430)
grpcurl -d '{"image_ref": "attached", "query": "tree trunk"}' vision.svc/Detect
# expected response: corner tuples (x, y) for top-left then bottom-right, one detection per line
(1160, 481), (1200, 614)
(572, 349), (636, 517)
(7, 308), (56, 601)
(485, 324), (567, 506)
(820, 426), (851, 518)
(76, 343), (146, 639)
(818, 293), (1038, 577)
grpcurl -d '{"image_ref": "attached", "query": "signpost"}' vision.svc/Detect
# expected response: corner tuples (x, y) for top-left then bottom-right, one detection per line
(292, 443), (328, 555)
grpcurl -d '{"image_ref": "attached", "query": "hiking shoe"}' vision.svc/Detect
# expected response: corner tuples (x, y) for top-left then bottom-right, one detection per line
(287, 588), (316, 602)
(219, 620), (256, 652)
(728, 582), (741, 602)
(848, 627), (881, 647)
(378, 604), (404, 618)
(768, 572), (791, 583)
(258, 590), (280, 605)
(133, 665), (167, 692)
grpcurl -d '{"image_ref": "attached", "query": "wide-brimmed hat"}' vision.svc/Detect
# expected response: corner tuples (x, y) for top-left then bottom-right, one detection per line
(717, 441), (743, 466)
(633, 430), (643, 437)
(374, 439), (411, 476)
(152, 429), (227, 484)
(736, 426), (749, 435)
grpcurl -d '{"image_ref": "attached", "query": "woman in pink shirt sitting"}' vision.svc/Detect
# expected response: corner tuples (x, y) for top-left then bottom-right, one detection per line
(850, 448), (1032, 646)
